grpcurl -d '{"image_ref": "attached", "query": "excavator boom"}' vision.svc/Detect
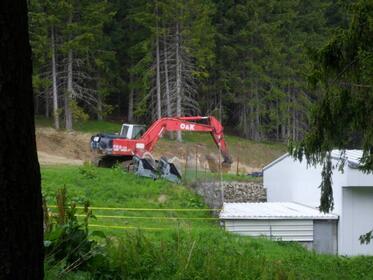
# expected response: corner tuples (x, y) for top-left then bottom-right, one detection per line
(91, 116), (232, 181)
(130, 116), (231, 163)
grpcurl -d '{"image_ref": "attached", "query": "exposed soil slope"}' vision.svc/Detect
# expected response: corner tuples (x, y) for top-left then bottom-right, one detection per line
(36, 128), (91, 165)
(36, 127), (286, 172)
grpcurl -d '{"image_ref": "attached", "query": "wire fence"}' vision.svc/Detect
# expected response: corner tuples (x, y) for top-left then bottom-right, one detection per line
(175, 146), (251, 186)
(48, 205), (223, 232)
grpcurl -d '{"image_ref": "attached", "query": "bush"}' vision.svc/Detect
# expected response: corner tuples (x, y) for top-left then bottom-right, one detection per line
(79, 162), (98, 179)
(44, 187), (106, 277)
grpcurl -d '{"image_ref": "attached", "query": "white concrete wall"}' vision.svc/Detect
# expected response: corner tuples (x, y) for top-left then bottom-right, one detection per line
(341, 187), (373, 255)
(346, 168), (373, 186)
(264, 156), (324, 208)
(263, 155), (347, 214)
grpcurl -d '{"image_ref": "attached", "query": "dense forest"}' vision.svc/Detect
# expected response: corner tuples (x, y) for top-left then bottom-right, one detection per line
(29, 0), (351, 141)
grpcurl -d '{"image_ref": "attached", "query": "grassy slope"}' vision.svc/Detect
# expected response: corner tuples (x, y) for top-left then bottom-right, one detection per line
(42, 165), (373, 279)
(42, 165), (215, 232)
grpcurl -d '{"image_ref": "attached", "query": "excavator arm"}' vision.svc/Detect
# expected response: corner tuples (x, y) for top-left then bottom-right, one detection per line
(92, 115), (232, 182)
(138, 116), (232, 164)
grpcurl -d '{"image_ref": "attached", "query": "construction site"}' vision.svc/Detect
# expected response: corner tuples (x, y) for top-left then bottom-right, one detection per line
(36, 118), (285, 177)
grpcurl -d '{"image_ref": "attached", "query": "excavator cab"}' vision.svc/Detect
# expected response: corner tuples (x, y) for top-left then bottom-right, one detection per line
(120, 124), (146, 139)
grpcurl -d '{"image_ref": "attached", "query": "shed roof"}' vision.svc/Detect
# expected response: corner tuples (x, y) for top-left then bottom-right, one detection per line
(219, 202), (338, 220)
(263, 149), (364, 171)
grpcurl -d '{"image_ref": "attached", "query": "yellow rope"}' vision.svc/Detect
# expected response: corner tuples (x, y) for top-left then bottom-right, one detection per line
(77, 214), (219, 220)
(88, 224), (168, 231)
(48, 205), (222, 212)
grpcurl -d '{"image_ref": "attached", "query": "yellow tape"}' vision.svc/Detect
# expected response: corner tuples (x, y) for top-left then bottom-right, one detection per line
(88, 224), (168, 231)
(77, 214), (219, 220)
(48, 205), (221, 212)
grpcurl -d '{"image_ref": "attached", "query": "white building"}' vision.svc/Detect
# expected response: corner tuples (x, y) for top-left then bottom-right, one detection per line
(263, 150), (373, 256)
(220, 202), (338, 254)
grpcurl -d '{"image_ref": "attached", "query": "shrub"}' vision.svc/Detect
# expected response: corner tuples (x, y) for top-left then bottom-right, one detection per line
(43, 187), (106, 277)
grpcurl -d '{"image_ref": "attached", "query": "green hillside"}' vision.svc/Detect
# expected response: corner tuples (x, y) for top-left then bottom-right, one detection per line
(42, 165), (215, 232)
(42, 165), (373, 279)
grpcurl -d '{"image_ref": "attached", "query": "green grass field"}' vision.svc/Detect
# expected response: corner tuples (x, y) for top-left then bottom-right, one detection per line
(42, 165), (373, 279)
(42, 165), (217, 233)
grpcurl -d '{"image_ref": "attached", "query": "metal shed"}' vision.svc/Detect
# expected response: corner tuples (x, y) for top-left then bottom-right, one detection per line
(220, 202), (338, 254)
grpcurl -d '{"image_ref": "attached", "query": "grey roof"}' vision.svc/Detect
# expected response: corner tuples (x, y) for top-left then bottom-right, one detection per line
(330, 150), (363, 168)
(263, 149), (364, 171)
(219, 202), (339, 220)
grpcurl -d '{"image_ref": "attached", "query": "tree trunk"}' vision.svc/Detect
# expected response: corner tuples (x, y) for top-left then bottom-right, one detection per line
(287, 81), (291, 139)
(175, 22), (182, 142)
(51, 25), (59, 129)
(65, 12), (73, 130)
(292, 87), (296, 141)
(34, 95), (39, 115)
(163, 33), (173, 139)
(155, 3), (161, 119)
(219, 90), (222, 122)
(276, 98), (280, 140)
(254, 82), (260, 141)
(128, 73), (134, 122)
(242, 102), (249, 138)
(249, 101), (255, 139)
(163, 33), (171, 117)
(97, 94), (103, 121)
(0, 1), (44, 278)
(45, 91), (49, 118)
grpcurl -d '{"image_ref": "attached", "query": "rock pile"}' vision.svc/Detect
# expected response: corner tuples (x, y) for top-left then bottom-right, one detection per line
(189, 181), (266, 211)
(224, 182), (266, 203)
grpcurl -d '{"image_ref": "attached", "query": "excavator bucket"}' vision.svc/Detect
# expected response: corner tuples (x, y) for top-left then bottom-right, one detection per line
(158, 157), (182, 183)
(132, 156), (158, 180)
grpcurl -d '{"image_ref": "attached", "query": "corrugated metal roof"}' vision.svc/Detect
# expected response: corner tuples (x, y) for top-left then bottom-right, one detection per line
(219, 202), (338, 220)
(330, 149), (363, 168)
(263, 149), (364, 171)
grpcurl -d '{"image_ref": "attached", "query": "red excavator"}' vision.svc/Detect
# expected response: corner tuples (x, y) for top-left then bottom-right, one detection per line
(90, 116), (232, 182)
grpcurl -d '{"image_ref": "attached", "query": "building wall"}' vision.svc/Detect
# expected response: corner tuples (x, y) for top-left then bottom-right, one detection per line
(346, 168), (373, 186)
(223, 219), (313, 241)
(263, 156), (349, 214)
(314, 220), (338, 254)
(341, 187), (373, 255)
(223, 219), (337, 254)
(264, 156), (319, 207)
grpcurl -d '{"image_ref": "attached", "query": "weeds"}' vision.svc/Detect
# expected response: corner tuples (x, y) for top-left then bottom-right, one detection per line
(78, 162), (97, 179)
(44, 187), (106, 278)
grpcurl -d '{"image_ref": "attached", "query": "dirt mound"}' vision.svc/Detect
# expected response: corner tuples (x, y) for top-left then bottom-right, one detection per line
(38, 151), (84, 165)
(36, 128), (91, 165)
